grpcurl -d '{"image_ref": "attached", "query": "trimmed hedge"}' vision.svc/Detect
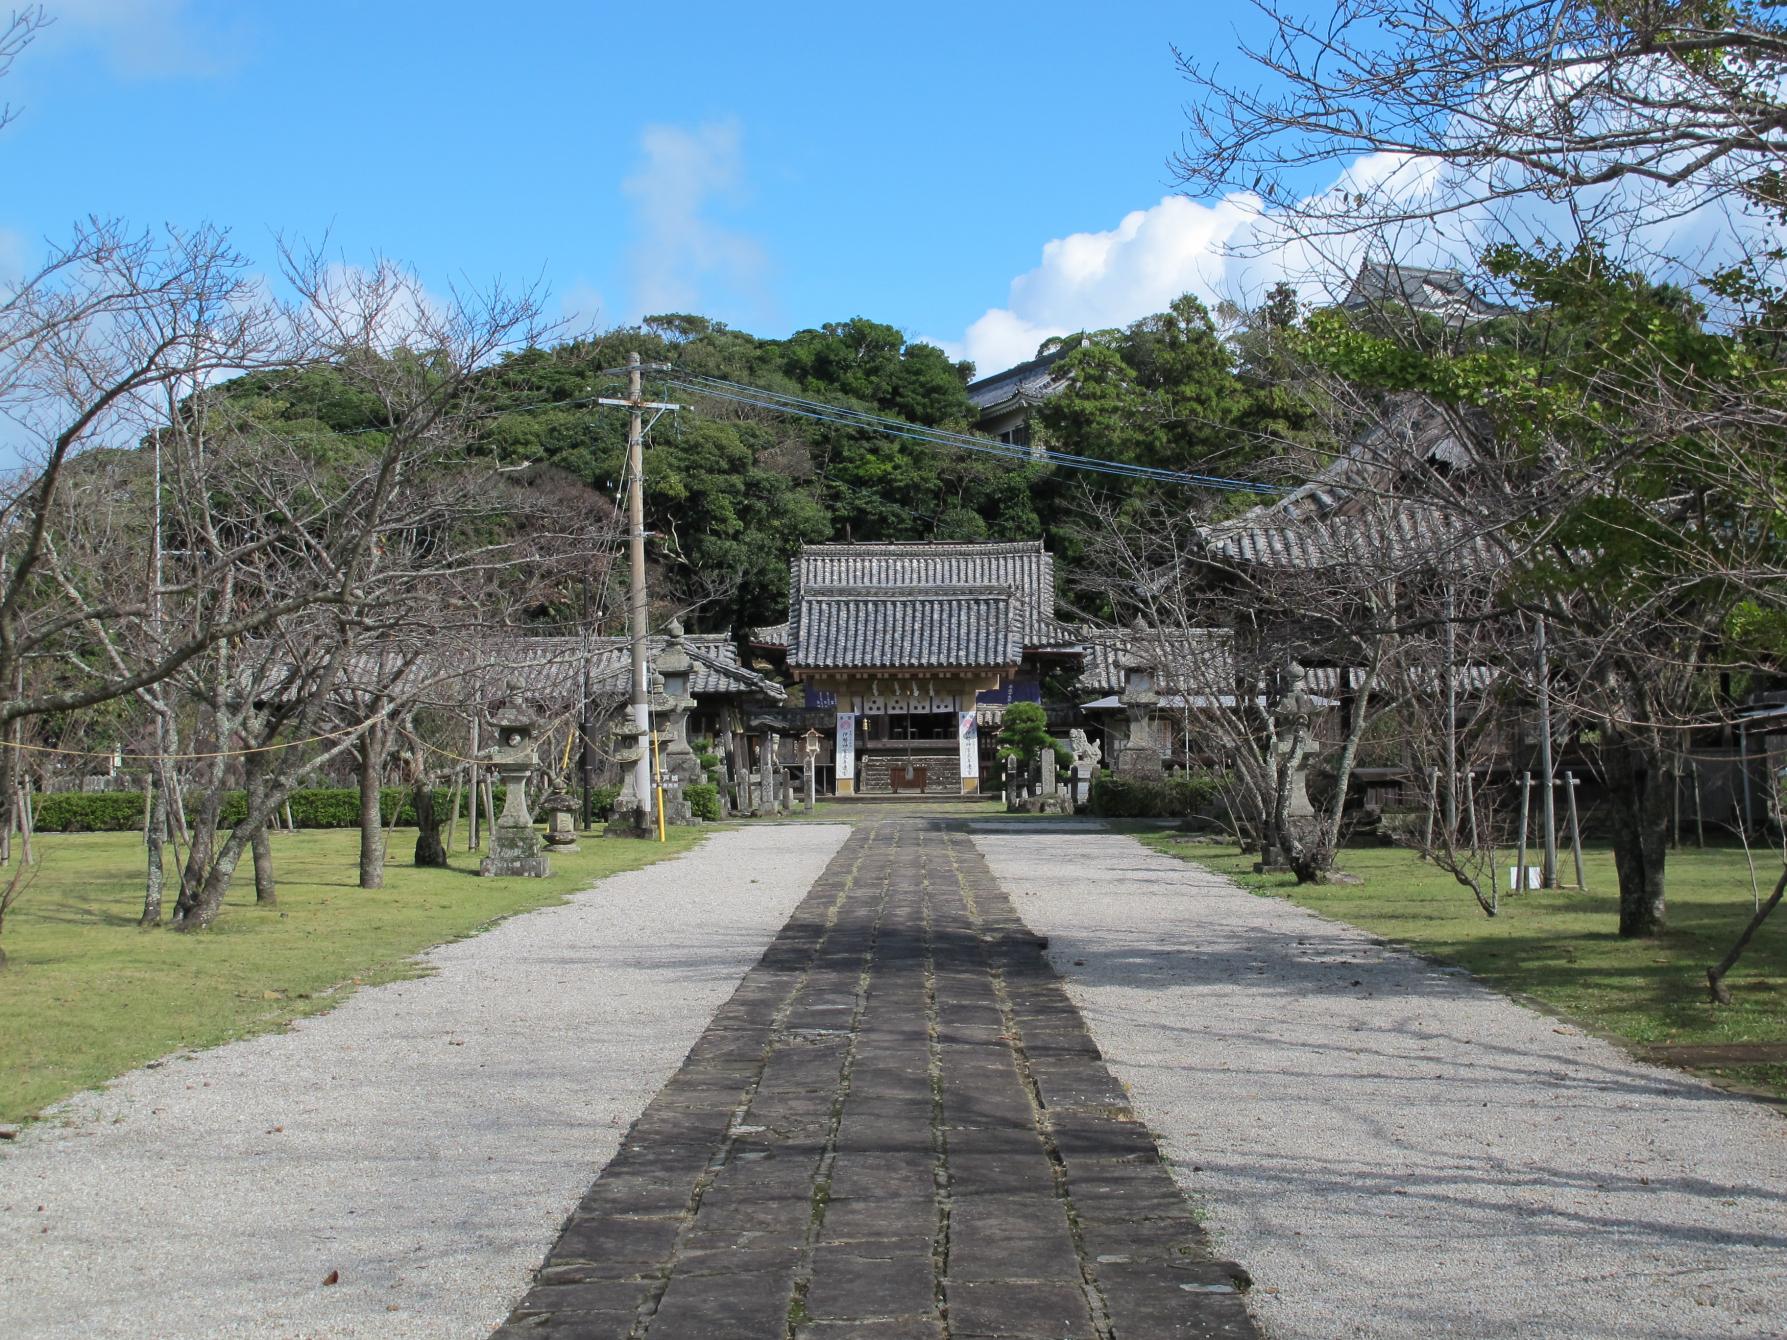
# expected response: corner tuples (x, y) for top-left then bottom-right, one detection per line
(685, 783), (721, 822)
(28, 791), (146, 833)
(1086, 774), (1224, 819)
(32, 784), (509, 833)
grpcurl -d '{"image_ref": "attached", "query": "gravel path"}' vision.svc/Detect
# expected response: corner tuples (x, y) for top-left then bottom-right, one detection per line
(975, 827), (1787, 1340)
(0, 824), (848, 1340)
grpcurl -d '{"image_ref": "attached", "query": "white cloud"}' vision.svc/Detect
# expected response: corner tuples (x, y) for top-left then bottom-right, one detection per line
(947, 194), (1264, 371)
(621, 119), (767, 321)
(944, 141), (1785, 376)
(41, 0), (246, 79)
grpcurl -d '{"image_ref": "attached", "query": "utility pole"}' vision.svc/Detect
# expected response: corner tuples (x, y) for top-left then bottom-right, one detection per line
(1535, 615), (1558, 888)
(597, 353), (682, 828)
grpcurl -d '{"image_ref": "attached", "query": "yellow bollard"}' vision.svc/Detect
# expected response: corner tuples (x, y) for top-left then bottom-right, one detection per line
(650, 730), (667, 843)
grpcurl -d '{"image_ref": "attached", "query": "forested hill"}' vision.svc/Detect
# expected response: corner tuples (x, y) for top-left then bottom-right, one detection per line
(218, 301), (1317, 637)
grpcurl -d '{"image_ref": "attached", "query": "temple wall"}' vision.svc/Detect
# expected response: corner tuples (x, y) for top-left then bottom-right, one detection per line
(859, 750), (963, 796)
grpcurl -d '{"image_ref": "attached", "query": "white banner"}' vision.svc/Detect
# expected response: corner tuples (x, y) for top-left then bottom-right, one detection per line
(959, 711), (979, 780)
(835, 712), (855, 782)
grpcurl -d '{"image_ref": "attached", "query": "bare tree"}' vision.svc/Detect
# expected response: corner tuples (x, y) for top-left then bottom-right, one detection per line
(0, 7), (47, 133)
(1175, 0), (1787, 231)
(0, 223), (299, 893)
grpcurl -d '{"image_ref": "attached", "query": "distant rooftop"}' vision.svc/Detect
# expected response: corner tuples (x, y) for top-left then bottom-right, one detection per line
(1340, 261), (1516, 326)
(964, 341), (1078, 413)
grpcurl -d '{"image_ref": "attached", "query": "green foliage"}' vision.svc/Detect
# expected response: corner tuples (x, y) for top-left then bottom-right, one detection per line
(1035, 294), (1316, 506)
(28, 791), (145, 833)
(33, 786), (502, 833)
(200, 293), (1328, 639)
(590, 784), (621, 819)
(685, 783), (721, 822)
(1086, 774), (1223, 818)
(995, 703), (1071, 774)
(1301, 241), (1787, 658)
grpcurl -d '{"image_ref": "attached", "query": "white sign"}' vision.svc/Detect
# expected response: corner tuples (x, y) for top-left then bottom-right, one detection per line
(835, 712), (855, 782)
(959, 711), (979, 780)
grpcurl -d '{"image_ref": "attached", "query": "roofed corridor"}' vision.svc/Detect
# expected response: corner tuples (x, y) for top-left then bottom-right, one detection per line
(495, 820), (1256, 1339)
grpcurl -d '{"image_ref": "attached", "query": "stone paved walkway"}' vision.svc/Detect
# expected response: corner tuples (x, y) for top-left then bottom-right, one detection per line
(496, 820), (1257, 1339)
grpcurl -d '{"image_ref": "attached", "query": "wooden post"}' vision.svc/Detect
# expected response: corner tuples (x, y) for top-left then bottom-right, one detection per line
(481, 772), (496, 852)
(444, 766), (463, 854)
(468, 717), (482, 851)
(19, 780), (35, 866)
(1515, 771), (1531, 893)
(1463, 769), (1480, 851)
(1671, 761), (1682, 850)
(1421, 766), (1439, 859)
(1535, 616), (1558, 887)
(1692, 762), (1705, 848)
(1565, 771), (1586, 892)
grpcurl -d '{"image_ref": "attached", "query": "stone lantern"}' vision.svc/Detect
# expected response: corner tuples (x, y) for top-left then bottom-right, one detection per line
(648, 669), (693, 825)
(479, 679), (550, 877)
(1116, 625), (1164, 779)
(1272, 659), (1322, 821)
(539, 783), (580, 853)
(656, 621), (702, 787)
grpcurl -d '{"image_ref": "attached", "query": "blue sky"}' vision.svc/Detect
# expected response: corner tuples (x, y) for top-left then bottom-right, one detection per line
(2, 0), (1319, 375)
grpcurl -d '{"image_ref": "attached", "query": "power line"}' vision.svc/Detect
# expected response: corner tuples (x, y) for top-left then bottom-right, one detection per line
(665, 372), (1284, 494)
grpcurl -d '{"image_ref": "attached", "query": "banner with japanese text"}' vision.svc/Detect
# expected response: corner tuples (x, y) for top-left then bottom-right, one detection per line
(835, 712), (855, 783)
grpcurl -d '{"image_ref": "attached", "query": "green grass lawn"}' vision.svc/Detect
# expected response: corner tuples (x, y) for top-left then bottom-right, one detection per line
(1142, 835), (1787, 1101)
(0, 825), (706, 1125)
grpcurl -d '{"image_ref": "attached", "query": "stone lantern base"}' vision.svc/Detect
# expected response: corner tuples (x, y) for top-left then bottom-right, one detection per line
(480, 821), (550, 878)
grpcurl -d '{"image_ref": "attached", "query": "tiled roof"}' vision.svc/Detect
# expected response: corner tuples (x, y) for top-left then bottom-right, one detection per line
(586, 634), (785, 702)
(1074, 627), (1234, 697)
(1340, 262), (1516, 324)
(1198, 395), (1500, 575)
(790, 540), (1061, 649)
(964, 343), (1075, 412)
(790, 587), (1020, 671)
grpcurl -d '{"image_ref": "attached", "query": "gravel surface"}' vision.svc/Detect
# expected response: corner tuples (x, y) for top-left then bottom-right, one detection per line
(0, 824), (848, 1340)
(975, 828), (1787, 1340)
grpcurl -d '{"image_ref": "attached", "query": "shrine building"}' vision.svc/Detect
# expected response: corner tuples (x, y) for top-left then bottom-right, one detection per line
(760, 541), (1077, 795)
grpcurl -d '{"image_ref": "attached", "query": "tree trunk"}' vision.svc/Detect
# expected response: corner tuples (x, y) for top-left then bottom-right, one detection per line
(357, 723), (386, 890)
(250, 823), (275, 904)
(172, 783), (227, 926)
(1708, 865), (1787, 1004)
(140, 774), (165, 927)
(1604, 730), (1670, 937)
(412, 778), (446, 867)
(176, 829), (250, 931)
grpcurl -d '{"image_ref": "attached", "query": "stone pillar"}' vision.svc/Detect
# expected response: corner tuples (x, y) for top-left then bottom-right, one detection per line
(1040, 746), (1057, 798)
